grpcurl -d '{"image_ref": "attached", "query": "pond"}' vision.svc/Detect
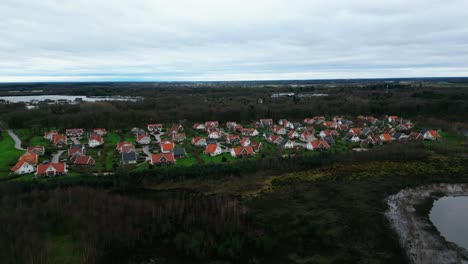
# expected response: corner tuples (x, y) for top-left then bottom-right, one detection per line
(430, 196), (468, 251)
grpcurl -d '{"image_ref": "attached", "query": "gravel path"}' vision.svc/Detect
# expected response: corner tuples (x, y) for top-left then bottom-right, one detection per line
(6, 130), (26, 151)
(386, 184), (468, 264)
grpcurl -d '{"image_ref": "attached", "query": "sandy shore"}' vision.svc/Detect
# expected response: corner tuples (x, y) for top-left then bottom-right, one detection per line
(385, 184), (468, 264)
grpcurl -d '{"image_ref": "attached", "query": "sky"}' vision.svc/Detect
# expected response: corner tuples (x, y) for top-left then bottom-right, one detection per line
(1, 0), (468, 82)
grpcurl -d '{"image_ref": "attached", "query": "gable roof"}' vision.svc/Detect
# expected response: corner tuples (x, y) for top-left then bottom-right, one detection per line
(173, 147), (187, 156)
(89, 134), (104, 144)
(231, 146), (254, 156)
(204, 144), (220, 154)
(122, 151), (137, 161)
(53, 134), (67, 144)
(36, 163), (66, 174)
(11, 159), (32, 172)
(116, 141), (132, 151)
(309, 139), (331, 149)
(73, 155), (95, 165)
(151, 153), (175, 164)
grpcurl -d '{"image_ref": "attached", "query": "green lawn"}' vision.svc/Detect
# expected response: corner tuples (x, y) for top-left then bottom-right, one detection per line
(0, 131), (24, 178)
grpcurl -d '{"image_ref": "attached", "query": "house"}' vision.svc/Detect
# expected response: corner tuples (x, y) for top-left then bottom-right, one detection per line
(397, 123), (411, 131)
(392, 132), (409, 141)
(367, 135), (383, 145)
(150, 153), (175, 166)
(88, 134), (104, 148)
(53, 134), (68, 148)
(36, 163), (67, 177)
(283, 120), (295, 130)
(68, 144), (85, 157)
(121, 149), (138, 165)
(360, 128), (373, 137)
(66, 128), (84, 137)
(250, 141), (263, 153)
(349, 128), (361, 135)
(380, 133), (394, 143)
(288, 130), (300, 139)
(259, 118), (274, 128)
(136, 134), (151, 145)
(147, 124), (163, 133)
(93, 128), (107, 136)
(43, 131), (58, 141)
(240, 137), (251, 147)
(323, 121), (337, 129)
(423, 130), (442, 140)
(116, 141), (133, 153)
(205, 121), (219, 129)
(409, 131), (424, 141)
(230, 146), (255, 158)
(226, 122), (238, 130)
(300, 132), (316, 142)
(314, 116), (326, 123)
(344, 133), (360, 143)
(11, 159), (35, 175)
(20, 151), (38, 165)
(382, 127), (397, 136)
(242, 128), (259, 137)
(192, 137), (207, 147)
(161, 141), (175, 153)
(279, 138), (294, 149)
(173, 147), (187, 159)
(307, 139), (331, 151)
(322, 135), (336, 146)
(388, 116), (399, 123)
(272, 136), (285, 145)
(319, 130), (339, 138)
(204, 144), (222, 156)
(206, 138), (217, 145)
(27, 145), (45, 156)
(304, 126), (315, 133)
(303, 118), (314, 125)
(193, 123), (206, 130)
(208, 130), (221, 139)
(337, 124), (350, 132)
(72, 155), (95, 166)
(226, 134), (241, 145)
(168, 124), (184, 135)
(273, 126), (287, 135)
(234, 124), (244, 133)
(172, 132), (186, 143)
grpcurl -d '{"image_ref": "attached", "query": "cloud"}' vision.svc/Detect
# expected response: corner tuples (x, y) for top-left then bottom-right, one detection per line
(0, 0), (467, 82)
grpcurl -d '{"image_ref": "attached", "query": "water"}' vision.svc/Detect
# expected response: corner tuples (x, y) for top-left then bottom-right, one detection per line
(430, 196), (468, 251)
(0, 95), (142, 103)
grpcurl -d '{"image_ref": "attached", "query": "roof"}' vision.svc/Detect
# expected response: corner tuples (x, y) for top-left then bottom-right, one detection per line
(232, 146), (254, 156)
(89, 134), (104, 144)
(36, 163), (66, 174)
(381, 134), (393, 141)
(121, 145), (135, 154)
(53, 134), (67, 144)
(192, 137), (206, 144)
(151, 153), (175, 164)
(161, 142), (175, 152)
(240, 137), (249, 145)
(279, 138), (291, 147)
(21, 152), (38, 164)
(73, 155), (95, 165)
(137, 134), (150, 142)
(68, 147), (84, 157)
(173, 147), (187, 156)
(204, 144), (219, 154)
(122, 151), (137, 161)
(273, 126), (285, 133)
(11, 159), (32, 172)
(309, 139), (331, 149)
(27, 145), (44, 154)
(116, 141), (132, 150)
(427, 130), (441, 138)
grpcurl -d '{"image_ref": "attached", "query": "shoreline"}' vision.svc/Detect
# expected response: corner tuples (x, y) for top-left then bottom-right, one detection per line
(385, 184), (468, 264)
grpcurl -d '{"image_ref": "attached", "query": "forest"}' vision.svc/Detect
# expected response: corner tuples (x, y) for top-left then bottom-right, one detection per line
(0, 79), (467, 264)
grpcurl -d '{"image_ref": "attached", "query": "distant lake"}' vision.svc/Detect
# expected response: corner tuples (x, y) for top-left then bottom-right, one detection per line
(430, 196), (468, 251)
(0, 95), (142, 103)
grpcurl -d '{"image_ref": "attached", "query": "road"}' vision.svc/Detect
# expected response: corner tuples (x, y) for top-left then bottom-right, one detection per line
(6, 130), (26, 151)
(51, 150), (65, 163)
(70, 137), (81, 145)
(142, 145), (153, 161)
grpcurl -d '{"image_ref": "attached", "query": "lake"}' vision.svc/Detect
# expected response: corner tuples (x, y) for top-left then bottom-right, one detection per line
(430, 196), (468, 251)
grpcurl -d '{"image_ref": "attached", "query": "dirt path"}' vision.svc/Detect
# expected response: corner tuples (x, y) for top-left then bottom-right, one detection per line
(386, 184), (468, 264)
(6, 130), (26, 151)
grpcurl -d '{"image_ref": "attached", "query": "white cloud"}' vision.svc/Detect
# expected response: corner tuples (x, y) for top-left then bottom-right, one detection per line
(0, 0), (467, 81)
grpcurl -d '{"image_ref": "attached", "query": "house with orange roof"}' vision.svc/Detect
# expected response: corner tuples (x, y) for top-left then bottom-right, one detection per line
(89, 134), (104, 148)
(230, 146), (255, 158)
(161, 141), (175, 153)
(379, 133), (394, 142)
(36, 163), (67, 177)
(11, 159), (35, 175)
(150, 153), (175, 166)
(52, 134), (68, 148)
(204, 144), (222, 156)
(423, 130), (442, 140)
(306, 139), (331, 151)
(191, 137), (207, 147)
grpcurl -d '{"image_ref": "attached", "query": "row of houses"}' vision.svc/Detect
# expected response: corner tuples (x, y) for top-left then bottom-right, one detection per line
(11, 145), (67, 176)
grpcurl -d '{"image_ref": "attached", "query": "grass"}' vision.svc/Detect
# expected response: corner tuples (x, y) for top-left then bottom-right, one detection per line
(45, 234), (87, 264)
(0, 131), (25, 178)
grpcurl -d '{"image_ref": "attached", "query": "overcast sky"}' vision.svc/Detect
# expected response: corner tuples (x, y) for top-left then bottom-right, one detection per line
(1, 0), (467, 82)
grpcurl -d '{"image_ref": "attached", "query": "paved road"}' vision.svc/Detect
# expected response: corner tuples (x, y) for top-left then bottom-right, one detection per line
(6, 130), (26, 151)
(51, 150), (65, 163)
(142, 146), (152, 161)
(70, 137), (81, 145)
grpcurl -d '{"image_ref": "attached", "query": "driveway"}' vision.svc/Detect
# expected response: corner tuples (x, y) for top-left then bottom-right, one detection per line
(6, 130), (26, 151)
(142, 145), (153, 161)
(51, 150), (65, 163)
(70, 137), (81, 145)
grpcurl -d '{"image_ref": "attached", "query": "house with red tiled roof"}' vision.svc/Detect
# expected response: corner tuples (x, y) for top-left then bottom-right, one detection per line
(27, 145), (45, 156)
(259, 119), (274, 128)
(409, 131), (424, 141)
(423, 130), (442, 140)
(150, 153), (175, 166)
(147, 124), (163, 133)
(93, 128), (107, 136)
(288, 130), (300, 139)
(172, 132), (186, 143)
(303, 118), (314, 125)
(204, 144), (222, 156)
(226, 134), (241, 145)
(250, 141), (263, 153)
(53, 134), (68, 148)
(44, 131), (59, 141)
(88, 134), (104, 148)
(21, 152), (38, 165)
(36, 163), (67, 177)
(161, 141), (175, 153)
(226, 121), (238, 130)
(230, 146), (255, 158)
(388, 116), (399, 123)
(116, 141), (133, 153)
(300, 132), (316, 142)
(205, 121), (219, 129)
(191, 137), (207, 147)
(349, 128), (361, 135)
(367, 135), (383, 145)
(273, 126), (287, 135)
(240, 137), (251, 147)
(136, 134), (151, 145)
(242, 128), (259, 137)
(306, 139), (331, 151)
(208, 130), (221, 139)
(71, 155), (95, 166)
(11, 159), (35, 175)
(379, 133), (394, 142)
(193, 123), (205, 130)
(319, 130), (339, 138)
(66, 128), (84, 137)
